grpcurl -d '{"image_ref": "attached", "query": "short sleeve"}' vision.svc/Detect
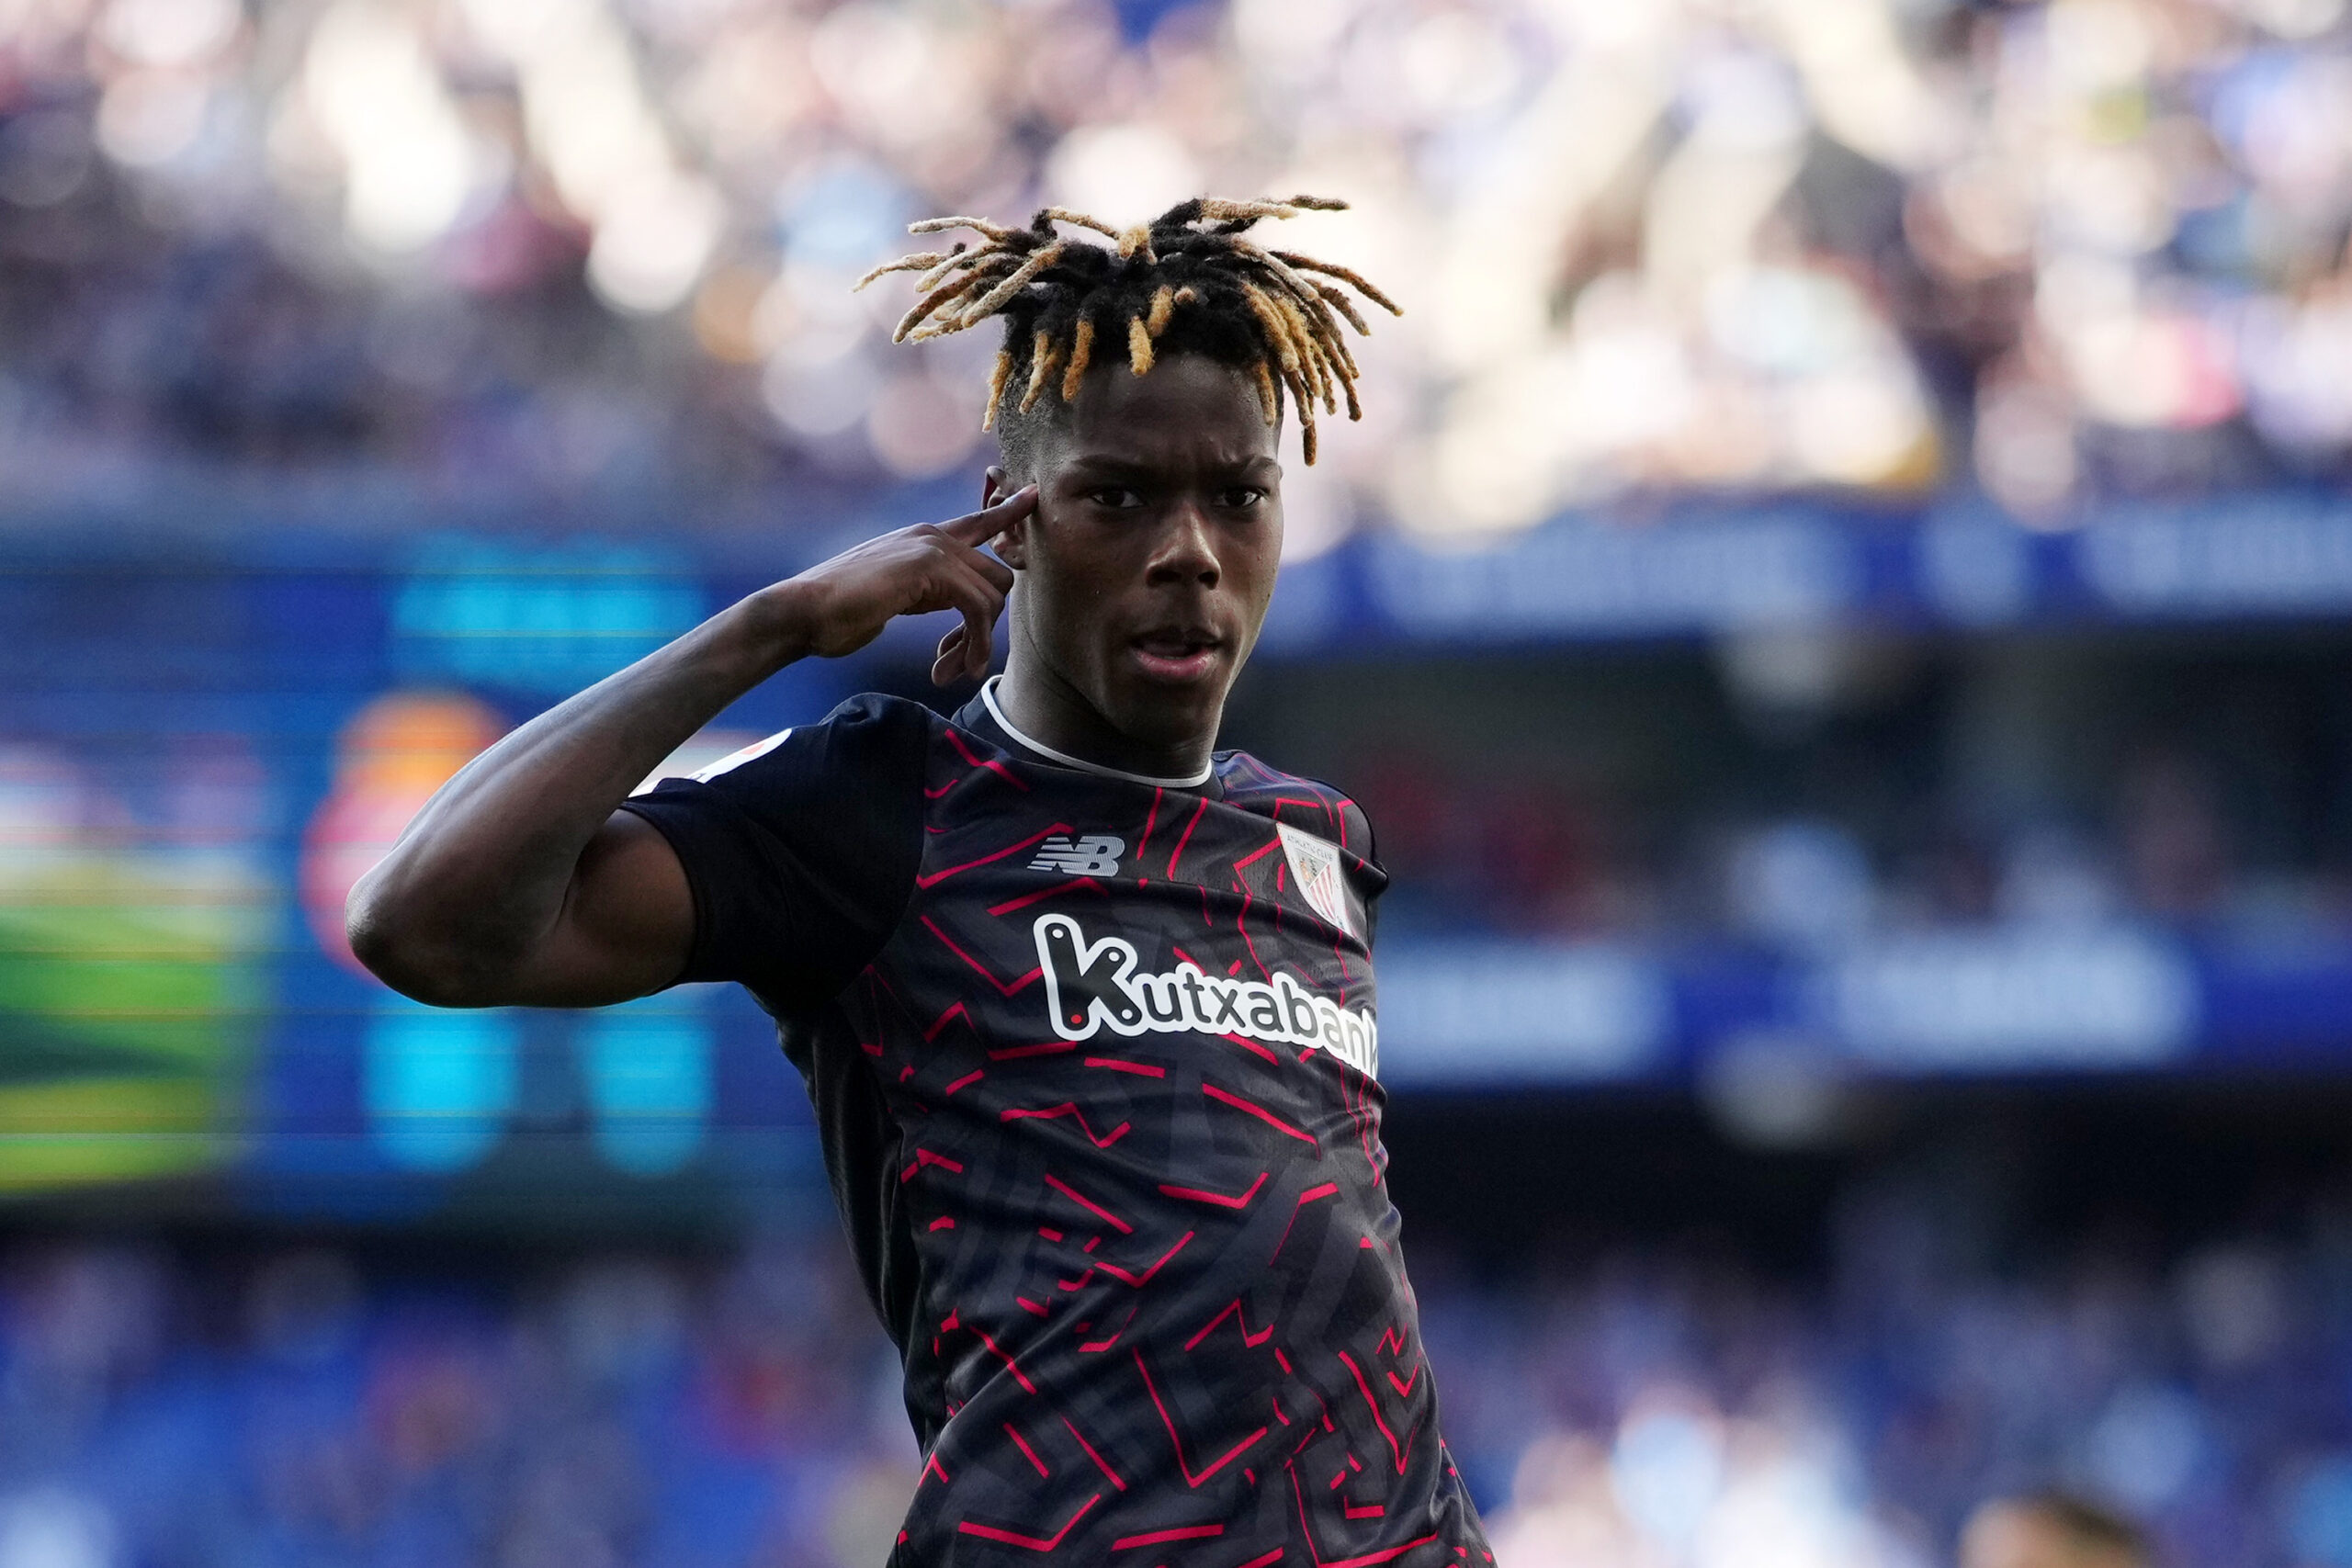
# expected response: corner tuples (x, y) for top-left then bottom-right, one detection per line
(617, 693), (931, 1014)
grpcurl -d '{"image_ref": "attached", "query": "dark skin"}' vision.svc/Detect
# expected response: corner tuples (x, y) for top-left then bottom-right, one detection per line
(347, 353), (1284, 1008)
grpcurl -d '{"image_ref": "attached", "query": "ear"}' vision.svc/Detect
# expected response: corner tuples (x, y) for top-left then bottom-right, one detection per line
(987, 464), (1035, 570)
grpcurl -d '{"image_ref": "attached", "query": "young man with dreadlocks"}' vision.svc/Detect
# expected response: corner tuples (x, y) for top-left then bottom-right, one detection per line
(350, 196), (1494, 1565)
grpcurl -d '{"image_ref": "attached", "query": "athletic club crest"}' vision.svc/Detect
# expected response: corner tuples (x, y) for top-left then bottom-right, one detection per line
(1277, 822), (1352, 937)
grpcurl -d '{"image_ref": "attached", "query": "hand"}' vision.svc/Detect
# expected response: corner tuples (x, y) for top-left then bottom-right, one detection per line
(779, 486), (1035, 685)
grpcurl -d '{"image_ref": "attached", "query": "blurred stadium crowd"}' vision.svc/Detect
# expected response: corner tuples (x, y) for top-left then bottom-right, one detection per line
(5, 0), (2352, 534)
(1273, 639), (2352, 951)
(4, 1179), (2350, 1568)
(1359, 731), (2268, 946)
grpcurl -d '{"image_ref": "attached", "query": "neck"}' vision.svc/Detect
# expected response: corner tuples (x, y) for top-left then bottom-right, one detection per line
(991, 651), (1219, 785)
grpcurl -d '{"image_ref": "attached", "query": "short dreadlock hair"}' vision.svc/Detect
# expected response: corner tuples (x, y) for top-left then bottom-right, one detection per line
(854, 195), (1399, 468)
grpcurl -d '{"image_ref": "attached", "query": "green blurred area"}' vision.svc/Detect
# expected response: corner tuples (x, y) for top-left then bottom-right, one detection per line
(0, 856), (266, 1190)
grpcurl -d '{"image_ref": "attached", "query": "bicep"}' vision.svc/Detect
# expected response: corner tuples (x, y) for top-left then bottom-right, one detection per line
(508, 810), (695, 1007)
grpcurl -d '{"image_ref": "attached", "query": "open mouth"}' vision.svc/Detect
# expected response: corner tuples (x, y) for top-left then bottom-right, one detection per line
(1128, 629), (1224, 683)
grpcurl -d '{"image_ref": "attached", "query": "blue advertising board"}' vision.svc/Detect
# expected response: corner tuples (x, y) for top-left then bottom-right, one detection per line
(3, 497), (2350, 1213)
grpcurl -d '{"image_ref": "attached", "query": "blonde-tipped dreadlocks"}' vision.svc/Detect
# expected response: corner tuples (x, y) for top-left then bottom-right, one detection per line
(852, 194), (1398, 465)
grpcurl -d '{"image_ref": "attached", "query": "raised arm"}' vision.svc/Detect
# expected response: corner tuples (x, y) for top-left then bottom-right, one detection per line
(347, 489), (1034, 1009)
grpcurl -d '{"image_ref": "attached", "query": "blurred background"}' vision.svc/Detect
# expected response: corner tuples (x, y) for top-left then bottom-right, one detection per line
(5, 0), (2352, 1562)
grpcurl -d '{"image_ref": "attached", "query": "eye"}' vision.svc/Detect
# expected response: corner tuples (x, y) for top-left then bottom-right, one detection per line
(1086, 486), (1145, 510)
(1216, 486), (1268, 511)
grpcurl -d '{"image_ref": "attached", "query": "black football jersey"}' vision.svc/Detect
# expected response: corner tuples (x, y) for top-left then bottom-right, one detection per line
(624, 682), (1491, 1566)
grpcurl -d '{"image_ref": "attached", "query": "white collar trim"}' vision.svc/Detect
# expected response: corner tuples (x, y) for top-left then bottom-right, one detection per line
(979, 677), (1214, 789)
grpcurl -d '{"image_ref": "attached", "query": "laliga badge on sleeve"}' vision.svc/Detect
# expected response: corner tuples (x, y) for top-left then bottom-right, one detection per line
(1277, 821), (1352, 937)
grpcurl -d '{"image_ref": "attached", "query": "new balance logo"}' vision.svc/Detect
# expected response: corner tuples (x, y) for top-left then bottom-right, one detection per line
(1029, 834), (1125, 877)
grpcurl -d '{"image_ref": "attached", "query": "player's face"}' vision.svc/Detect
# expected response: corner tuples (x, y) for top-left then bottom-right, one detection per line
(989, 354), (1283, 754)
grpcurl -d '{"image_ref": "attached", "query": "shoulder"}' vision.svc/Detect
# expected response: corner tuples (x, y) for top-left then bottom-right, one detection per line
(626, 692), (941, 852)
(688, 692), (940, 793)
(1213, 750), (1380, 865)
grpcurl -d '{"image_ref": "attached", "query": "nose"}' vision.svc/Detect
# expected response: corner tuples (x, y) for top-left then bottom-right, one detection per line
(1146, 501), (1220, 588)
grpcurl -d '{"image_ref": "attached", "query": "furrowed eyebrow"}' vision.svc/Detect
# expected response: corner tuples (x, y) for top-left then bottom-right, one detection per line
(1061, 455), (1281, 483)
(1061, 457), (1159, 482)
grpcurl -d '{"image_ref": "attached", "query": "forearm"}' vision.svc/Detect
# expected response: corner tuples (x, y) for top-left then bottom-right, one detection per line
(349, 584), (809, 999)
(347, 484), (1032, 1005)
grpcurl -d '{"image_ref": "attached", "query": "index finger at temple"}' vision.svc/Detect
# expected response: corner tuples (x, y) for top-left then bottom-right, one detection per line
(938, 485), (1036, 545)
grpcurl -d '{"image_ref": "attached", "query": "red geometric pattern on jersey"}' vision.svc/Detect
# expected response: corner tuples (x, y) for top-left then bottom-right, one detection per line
(833, 710), (1492, 1565)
